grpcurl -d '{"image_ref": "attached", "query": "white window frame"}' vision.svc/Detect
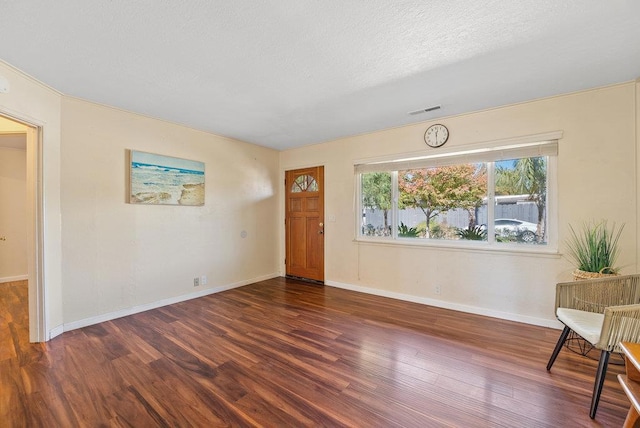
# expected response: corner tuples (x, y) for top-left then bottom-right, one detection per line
(354, 132), (561, 254)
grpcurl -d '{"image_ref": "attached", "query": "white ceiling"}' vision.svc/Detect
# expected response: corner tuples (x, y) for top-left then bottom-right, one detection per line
(1, 1), (639, 150)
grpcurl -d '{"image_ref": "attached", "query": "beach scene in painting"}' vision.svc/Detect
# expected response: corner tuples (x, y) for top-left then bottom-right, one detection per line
(130, 151), (205, 205)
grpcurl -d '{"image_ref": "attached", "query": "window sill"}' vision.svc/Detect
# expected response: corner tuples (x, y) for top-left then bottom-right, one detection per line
(354, 236), (561, 258)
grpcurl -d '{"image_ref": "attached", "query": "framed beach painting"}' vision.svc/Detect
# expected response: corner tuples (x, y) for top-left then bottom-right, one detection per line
(129, 150), (205, 206)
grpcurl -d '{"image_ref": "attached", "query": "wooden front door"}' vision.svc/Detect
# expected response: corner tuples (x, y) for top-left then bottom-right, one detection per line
(285, 166), (324, 282)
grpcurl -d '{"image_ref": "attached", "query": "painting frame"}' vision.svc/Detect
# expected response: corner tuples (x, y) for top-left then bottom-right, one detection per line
(128, 150), (205, 206)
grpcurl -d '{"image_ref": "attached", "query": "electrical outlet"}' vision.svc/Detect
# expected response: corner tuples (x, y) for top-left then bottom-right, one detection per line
(194, 277), (200, 287)
(435, 285), (441, 295)
(201, 275), (208, 285)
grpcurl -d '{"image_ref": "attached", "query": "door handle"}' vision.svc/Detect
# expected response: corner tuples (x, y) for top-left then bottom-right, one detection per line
(319, 223), (324, 235)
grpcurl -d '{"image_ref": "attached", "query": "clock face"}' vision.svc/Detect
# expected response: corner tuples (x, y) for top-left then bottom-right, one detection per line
(424, 124), (449, 148)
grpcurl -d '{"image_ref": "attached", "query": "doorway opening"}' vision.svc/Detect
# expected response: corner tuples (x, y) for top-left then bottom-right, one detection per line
(0, 112), (45, 342)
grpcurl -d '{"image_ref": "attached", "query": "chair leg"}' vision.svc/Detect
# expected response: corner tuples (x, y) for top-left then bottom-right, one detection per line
(547, 325), (571, 371)
(590, 350), (610, 419)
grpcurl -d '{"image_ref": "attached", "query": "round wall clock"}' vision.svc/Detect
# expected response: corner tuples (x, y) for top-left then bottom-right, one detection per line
(424, 124), (449, 148)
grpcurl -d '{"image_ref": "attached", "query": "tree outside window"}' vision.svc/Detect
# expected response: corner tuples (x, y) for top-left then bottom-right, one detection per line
(361, 172), (392, 236)
(398, 164), (487, 239)
(495, 157), (547, 243)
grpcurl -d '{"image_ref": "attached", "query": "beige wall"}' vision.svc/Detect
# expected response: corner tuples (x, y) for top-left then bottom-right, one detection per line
(280, 82), (638, 326)
(2, 58), (638, 337)
(0, 61), (63, 339)
(0, 147), (27, 280)
(60, 98), (280, 324)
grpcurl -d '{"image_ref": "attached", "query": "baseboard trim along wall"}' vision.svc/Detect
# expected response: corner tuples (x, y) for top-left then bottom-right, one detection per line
(0, 275), (28, 283)
(50, 274), (560, 340)
(53, 273), (280, 339)
(325, 279), (563, 330)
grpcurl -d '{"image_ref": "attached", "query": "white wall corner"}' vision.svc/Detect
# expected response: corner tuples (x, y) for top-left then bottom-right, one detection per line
(49, 324), (64, 340)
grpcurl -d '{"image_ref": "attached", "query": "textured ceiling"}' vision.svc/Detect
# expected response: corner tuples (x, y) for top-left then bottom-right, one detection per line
(1, 1), (639, 150)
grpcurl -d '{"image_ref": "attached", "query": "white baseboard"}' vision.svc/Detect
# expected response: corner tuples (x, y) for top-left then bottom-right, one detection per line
(0, 274), (28, 283)
(54, 273), (560, 339)
(59, 272), (280, 335)
(49, 324), (64, 340)
(325, 279), (563, 330)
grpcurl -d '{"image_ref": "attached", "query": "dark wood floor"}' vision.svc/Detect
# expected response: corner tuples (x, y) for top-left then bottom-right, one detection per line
(0, 277), (631, 427)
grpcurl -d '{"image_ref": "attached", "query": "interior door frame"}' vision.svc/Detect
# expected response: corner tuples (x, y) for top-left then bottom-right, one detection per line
(284, 165), (325, 283)
(0, 110), (46, 342)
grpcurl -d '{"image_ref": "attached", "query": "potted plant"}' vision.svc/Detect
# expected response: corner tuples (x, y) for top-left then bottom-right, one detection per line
(565, 220), (624, 280)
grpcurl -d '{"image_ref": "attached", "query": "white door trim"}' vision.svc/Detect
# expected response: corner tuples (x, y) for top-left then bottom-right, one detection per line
(1, 110), (46, 342)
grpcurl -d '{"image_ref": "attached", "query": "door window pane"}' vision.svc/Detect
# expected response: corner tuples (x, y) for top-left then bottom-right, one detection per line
(291, 174), (318, 193)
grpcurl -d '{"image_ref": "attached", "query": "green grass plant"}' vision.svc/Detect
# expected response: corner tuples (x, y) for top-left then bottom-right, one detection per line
(456, 225), (487, 241)
(398, 222), (419, 237)
(566, 220), (624, 274)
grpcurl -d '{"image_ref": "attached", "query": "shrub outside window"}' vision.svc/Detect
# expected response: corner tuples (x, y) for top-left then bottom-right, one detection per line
(357, 139), (557, 248)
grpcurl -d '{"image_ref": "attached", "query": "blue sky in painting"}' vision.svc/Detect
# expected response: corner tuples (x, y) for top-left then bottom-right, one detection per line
(131, 151), (204, 173)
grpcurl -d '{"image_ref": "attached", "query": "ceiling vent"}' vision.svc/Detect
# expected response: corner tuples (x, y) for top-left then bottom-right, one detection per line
(408, 105), (441, 116)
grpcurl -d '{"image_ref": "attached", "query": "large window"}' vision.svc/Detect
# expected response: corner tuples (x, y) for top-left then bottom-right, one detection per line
(357, 138), (557, 249)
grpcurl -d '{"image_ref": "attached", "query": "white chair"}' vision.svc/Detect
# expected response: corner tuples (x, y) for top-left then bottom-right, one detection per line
(546, 274), (640, 418)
